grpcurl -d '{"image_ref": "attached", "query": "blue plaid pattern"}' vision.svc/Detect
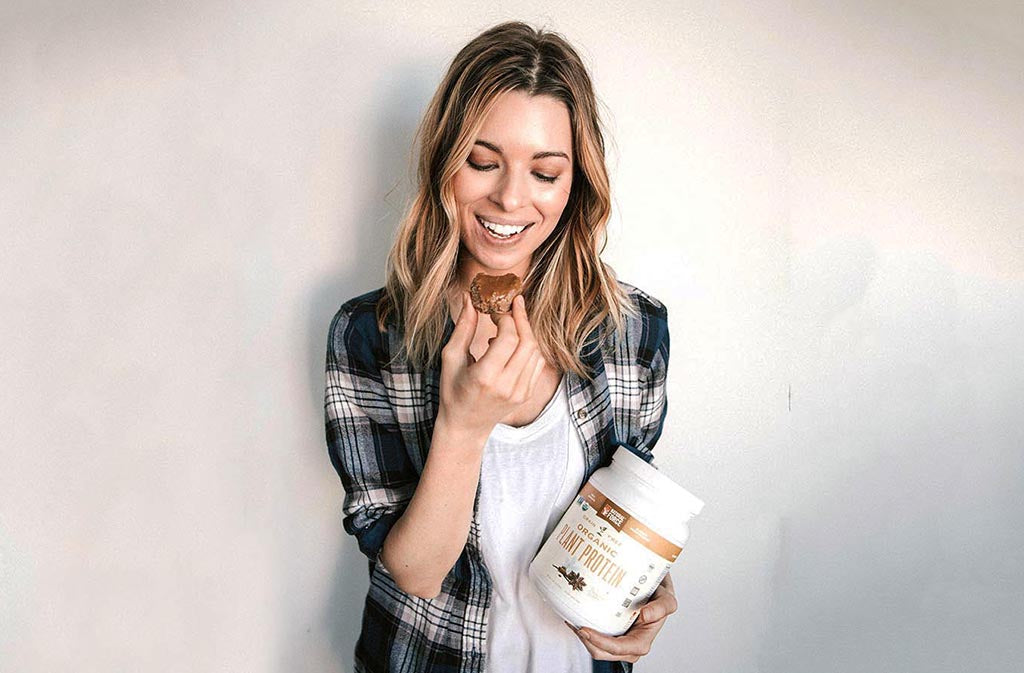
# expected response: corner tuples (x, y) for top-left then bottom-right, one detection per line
(325, 281), (670, 673)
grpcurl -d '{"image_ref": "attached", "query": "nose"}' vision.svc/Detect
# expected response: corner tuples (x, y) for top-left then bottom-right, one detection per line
(490, 167), (528, 212)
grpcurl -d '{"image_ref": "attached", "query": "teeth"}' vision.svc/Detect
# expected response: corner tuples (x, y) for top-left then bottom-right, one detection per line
(479, 216), (527, 237)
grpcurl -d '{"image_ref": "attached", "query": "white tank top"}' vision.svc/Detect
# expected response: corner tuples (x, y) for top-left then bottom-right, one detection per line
(477, 374), (592, 673)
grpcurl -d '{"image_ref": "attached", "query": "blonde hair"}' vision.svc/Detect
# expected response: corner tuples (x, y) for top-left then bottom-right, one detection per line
(377, 20), (638, 380)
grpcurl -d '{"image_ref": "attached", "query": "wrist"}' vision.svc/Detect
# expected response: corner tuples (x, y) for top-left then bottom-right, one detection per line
(434, 408), (491, 449)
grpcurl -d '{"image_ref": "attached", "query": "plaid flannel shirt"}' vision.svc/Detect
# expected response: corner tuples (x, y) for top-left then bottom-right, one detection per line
(325, 281), (670, 673)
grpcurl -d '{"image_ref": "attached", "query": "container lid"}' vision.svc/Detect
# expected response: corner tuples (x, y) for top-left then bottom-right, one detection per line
(613, 445), (705, 519)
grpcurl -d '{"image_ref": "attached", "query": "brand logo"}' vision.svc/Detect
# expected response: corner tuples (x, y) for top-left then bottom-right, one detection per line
(598, 502), (627, 532)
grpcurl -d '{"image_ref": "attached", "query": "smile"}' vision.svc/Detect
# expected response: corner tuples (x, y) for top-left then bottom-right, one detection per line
(477, 214), (534, 240)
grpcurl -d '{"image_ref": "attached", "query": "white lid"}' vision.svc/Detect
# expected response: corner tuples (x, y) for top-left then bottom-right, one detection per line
(613, 446), (705, 519)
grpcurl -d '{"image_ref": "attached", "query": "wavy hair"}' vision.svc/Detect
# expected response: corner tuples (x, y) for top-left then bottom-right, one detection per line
(376, 20), (638, 380)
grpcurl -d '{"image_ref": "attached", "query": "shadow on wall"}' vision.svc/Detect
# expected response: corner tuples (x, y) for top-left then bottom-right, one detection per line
(297, 64), (435, 672)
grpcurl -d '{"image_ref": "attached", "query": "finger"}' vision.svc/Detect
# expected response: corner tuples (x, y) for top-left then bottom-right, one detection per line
(565, 623), (621, 662)
(509, 293), (536, 343)
(510, 351), (542, 399)
(459, 292), (478, 330)
(501, 298), (539, 382)
(577, 626), (652, 659)
(638, 575), (678, 624)
(443, 292), (477, 367)
(525, 353), (545, 394)
(568, 626), (641, 663)
(476, 312), (519, 372)
(661, 571), (676, 595)
(637, 595), (675, 626)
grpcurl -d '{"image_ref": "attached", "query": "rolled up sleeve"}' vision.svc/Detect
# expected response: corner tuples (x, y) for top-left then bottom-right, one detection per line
(324, 305), (416, 564)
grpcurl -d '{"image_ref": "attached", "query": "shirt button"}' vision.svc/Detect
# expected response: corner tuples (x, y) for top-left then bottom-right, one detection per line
(576, 408), (588, 420)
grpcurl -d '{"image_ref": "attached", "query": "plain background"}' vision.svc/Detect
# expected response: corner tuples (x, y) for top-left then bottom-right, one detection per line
(2, 1), (1022, 671)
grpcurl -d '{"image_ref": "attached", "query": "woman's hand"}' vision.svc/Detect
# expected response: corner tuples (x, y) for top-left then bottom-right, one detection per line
(437, 291), (546, 439)
(565, 572), (679, 663)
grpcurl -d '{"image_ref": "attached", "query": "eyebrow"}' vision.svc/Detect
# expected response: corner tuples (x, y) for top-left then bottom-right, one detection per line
(474, 139), (570, 161)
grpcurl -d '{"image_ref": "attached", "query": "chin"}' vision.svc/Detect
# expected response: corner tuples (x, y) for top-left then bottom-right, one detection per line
(476, 257), (521, 272)
(467, 250), (524, 272)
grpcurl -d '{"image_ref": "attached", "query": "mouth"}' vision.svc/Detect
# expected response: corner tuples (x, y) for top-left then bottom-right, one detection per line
(476, 214), (534, 241)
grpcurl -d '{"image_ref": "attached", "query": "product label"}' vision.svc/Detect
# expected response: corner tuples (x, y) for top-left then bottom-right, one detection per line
(530, 484), (683, 634)
(581, 483), (682, 562)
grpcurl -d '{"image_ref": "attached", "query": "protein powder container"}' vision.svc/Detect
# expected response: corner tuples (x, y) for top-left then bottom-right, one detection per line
(528, 445), (704, 635)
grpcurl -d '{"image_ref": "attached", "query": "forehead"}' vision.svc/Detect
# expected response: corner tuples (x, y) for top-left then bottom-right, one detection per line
(475, 90), (572, 156)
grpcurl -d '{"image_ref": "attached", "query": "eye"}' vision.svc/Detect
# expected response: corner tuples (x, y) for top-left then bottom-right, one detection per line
(467, 160), (559, 184)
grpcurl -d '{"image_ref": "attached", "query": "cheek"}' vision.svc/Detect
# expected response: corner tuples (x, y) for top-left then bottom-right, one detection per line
(537, 183), (571, 218)
(452, 169), (490, 205)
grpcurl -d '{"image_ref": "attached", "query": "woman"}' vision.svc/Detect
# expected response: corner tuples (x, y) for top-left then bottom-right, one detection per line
(325, 21), (676, 673)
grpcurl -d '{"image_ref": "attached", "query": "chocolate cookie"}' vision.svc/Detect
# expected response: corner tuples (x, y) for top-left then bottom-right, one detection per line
(469, 272), (522, 314)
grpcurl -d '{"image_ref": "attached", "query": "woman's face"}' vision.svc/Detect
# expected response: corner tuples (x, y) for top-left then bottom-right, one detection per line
(452, 89), (574, 283)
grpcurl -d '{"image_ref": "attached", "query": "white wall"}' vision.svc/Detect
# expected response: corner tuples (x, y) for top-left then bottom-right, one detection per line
(2, 2), (1021, 671)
